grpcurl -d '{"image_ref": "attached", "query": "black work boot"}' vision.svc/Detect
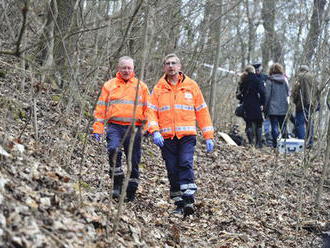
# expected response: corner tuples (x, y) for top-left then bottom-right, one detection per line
(112, 185), (121, 199)
(172, 206), (183, 215)
(256, 128), (263, 149)
(172, 200), (184, 215)
(246, 128), (254, 145)
(183, 203), (194, 218)
(125, 187), (137, 202)
(112, 175), (123, 199)
(182, 197), (195, 218)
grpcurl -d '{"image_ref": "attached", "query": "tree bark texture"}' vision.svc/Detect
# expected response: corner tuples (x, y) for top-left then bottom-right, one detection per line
(261, 0), (284, 69)
(303, 0), (328, 65)
(208, 0), (223, 120)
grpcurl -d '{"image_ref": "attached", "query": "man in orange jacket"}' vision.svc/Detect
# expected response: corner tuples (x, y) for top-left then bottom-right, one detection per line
(148, 53), (214, 216)
(92, 56), (150, 202)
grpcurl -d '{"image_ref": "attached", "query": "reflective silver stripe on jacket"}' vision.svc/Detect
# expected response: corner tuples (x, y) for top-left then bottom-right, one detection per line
(95, 118), (105, 123)
(148, 121), (159, 127)
(110, 117), (143, 123)
(195, 102), (207, 111)
(159, 106), (171, 112)
(148, 103), (158, 111)
(109, 99), (144, 106)
(160, 128), (172, 133)
(97, 100), (107, 106)
(175, 126), (196, 132)
(202, 126), (214, 132)
(174, 104), (194, 111)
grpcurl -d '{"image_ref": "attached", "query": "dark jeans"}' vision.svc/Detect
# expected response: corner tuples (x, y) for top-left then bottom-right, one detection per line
(269, 115), (287, 147)
(295, 107), (314, 145)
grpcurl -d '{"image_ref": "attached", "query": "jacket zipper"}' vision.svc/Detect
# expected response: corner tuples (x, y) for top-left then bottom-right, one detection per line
(172, 88), (176, 138)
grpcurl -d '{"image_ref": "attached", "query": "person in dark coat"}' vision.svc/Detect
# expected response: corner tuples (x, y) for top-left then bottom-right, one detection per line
(264, 63), (290, 148)
(253, 63), (272, 147)
(236, 65), (266, 148)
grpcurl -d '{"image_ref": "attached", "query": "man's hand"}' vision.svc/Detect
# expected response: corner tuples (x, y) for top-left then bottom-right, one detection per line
(153, 131), (164, 147)
(92, 133), (101, 142)
(206, 139), (214, 153)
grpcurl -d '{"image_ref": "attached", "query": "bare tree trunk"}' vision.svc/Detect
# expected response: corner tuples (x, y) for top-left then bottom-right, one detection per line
(112, 0), (144, 60)
(261, 0), (284, 68)
(164, 0), (182, 53)
(208, 0), (223, 120)
(139, 2), (151, 81)
(315, 114), (330, 207)
(40, 0), (58, 79)
(245, 0), (257, 63)
(303, 0), (327, 64)
(53, 0), (76, 68)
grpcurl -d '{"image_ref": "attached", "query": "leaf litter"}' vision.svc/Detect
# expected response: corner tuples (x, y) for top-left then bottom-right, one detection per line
(0, 62), (329, 247)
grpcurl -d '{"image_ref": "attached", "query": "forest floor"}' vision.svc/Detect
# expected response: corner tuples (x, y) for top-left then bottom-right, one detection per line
(1, 59), (330, 248)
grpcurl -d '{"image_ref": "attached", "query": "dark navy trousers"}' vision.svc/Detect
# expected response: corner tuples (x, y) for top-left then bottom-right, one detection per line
(106, 123), (141, 194)
(160, 135), (197, 207)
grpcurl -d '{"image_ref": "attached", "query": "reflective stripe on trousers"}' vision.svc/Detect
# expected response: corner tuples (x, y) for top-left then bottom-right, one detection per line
(170, 190), (183, 207)
(106, 123), (142, 191)
(160, 135), (197, 204)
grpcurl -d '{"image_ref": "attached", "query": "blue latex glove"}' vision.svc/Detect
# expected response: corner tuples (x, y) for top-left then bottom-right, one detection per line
(153, 131), (164, 147)
(206, 139), (214, 153)
(92, 133), (101, 142)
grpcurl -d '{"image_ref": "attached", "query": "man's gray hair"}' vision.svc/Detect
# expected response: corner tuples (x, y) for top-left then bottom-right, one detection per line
(299, 65), (309, 72)
(118, 56), (134, 65)
(163, 53), (180, 65)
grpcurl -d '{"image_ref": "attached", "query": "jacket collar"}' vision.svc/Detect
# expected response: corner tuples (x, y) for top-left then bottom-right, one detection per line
(160, 72), (185, 89)
(116, 72), (136, 83)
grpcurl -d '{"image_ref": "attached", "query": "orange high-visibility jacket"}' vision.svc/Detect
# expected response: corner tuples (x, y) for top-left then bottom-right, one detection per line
(93, 72), (150, 134)
(148, 73), (214, 139)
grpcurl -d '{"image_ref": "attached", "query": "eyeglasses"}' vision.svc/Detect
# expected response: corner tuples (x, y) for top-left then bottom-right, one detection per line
(164, 61), (177, 66)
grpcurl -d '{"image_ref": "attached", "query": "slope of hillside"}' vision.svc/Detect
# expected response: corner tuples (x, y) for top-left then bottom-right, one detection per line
(0, 60), (329, 248)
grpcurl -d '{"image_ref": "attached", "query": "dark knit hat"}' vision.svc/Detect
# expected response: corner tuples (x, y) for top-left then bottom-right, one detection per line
(252, 63), (262, 69)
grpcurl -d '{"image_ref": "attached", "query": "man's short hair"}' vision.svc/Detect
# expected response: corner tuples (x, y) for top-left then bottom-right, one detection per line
(163, 53), (181, 65)
(118, 56), (134, 66)
(299, 65), (309, 72)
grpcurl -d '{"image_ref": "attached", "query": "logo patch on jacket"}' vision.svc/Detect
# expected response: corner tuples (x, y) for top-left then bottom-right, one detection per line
(185, 92), (193, 99)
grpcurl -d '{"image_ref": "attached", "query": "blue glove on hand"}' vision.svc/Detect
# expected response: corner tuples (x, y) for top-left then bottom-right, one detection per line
(153, 131), (164, 147)
(92, 133), (101, 142)
(206, 139), (214, 153)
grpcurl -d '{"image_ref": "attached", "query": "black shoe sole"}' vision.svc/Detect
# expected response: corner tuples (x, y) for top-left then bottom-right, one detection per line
(124, 197), (135, 202)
